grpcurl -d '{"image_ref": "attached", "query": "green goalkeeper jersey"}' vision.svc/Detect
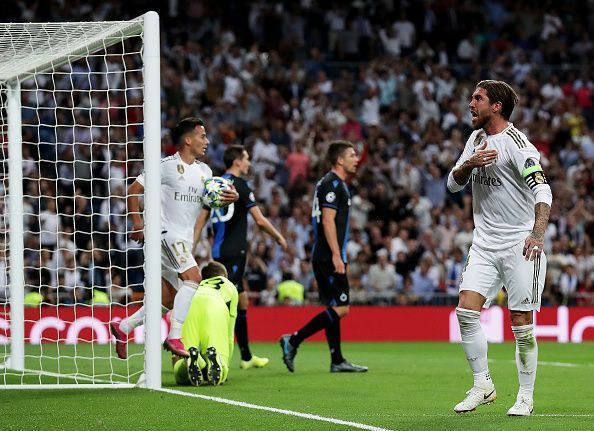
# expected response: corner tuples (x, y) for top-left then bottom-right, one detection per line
(198, 275), (239, 312)
(181, 275), (238, 365)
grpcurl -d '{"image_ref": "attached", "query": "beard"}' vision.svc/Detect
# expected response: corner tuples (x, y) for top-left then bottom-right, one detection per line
(472, 111), (491, 130)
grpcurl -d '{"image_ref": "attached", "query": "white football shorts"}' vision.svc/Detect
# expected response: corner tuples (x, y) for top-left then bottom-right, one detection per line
(161, 230), (197, 291)
(459, 241), (547, 311)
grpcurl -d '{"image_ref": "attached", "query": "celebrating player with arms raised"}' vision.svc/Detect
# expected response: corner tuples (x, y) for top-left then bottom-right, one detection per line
(447, 81), (552, 416)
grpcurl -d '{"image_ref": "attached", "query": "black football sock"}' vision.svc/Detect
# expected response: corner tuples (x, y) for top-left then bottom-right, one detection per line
(324, 308), (345, 364)
(235, 309), (252, 361)
(289, 308), (334, 347)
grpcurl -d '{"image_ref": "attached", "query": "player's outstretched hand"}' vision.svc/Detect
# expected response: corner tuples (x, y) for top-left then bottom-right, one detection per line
(220, 184), (239, 204)
(523, 232), (544, 261)
(466, 142), (498, 168)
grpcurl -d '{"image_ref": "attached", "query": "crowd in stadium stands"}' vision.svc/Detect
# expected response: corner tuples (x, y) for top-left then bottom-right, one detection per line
(0, 0), (593, 307)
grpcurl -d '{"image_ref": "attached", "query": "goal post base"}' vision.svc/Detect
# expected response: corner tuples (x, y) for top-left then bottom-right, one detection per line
(0, 355), (23, 372)
(135, 372), (147, 388)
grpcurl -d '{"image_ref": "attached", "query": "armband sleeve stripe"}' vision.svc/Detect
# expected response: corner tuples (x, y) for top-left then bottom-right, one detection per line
(522, 164), (542, 177)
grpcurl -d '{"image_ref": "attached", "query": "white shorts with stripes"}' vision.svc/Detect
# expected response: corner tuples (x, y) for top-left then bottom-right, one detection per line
(459, 241), (546, 311)
(161, 231), (197, 291)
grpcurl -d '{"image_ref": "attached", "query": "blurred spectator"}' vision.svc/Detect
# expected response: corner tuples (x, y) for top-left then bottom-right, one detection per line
(444, 248), (466, 297)
(259, 281), (277, 307)
(559, 263), (579, 305)
(285, 140), (310, 187)
(410, 255), (438, 304)
(368, 248), (401, 305)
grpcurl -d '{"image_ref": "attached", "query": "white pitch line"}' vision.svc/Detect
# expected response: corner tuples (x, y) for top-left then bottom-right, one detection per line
(539, 360), (594, 368)
(490, 359), (594, 368)
(155, 387), (393, 431)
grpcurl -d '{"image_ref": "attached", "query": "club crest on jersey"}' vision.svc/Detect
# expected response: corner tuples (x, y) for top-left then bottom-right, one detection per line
(326, 192), (336, 203)
(177, 164), (185, 174)
(472, 133), (485, 147)
(534, 172), (545, 184)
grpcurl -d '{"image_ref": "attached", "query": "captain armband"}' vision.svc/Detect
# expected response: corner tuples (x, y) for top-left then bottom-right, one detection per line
(522, 160), (552, 206)
(522, 162), (548, 190)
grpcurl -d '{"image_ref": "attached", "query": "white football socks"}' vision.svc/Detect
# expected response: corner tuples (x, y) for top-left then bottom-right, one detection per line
(119, 305), (145, 334)
(512, 324), (537, 399)
(167, 280), (200, 339)
(456, 307), (492, 389)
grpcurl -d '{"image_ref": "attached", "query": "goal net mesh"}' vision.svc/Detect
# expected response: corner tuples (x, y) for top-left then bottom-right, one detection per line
(0, 18), (152, 386)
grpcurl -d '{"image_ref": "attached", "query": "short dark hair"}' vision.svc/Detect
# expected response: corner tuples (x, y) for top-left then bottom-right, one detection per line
(326, 140), (354, 166)
(201, 261), (228, 279)
(476, 80), (519, 120)
(223, 145), (246, 169)
(171, 117), (205, 147)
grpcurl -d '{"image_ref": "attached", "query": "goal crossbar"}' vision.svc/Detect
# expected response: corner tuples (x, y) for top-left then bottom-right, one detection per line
(0, 18), (143, 83)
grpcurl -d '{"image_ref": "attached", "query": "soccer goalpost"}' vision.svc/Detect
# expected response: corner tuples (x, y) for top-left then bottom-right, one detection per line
(0, 12), (162, 389)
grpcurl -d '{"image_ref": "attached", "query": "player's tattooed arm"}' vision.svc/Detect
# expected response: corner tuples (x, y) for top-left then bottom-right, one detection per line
(531, 202), (550, 241)
(523, 202), (550, 261)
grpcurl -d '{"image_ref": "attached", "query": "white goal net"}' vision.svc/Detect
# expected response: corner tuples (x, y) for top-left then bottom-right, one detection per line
(0, 12), (162, 389)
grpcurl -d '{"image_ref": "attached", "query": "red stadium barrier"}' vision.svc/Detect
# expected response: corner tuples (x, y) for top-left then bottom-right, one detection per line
(1, 305), (593, 344)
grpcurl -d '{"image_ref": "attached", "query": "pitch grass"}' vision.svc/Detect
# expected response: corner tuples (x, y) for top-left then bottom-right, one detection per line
(1, 342), (593, 430)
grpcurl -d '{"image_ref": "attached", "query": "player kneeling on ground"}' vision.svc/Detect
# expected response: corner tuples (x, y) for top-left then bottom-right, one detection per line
(173, 261), (238, 386)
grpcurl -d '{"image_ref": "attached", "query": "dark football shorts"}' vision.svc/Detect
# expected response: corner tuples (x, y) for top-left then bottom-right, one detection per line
(215, 253), (247, 293)
(312, 260), (350, 306)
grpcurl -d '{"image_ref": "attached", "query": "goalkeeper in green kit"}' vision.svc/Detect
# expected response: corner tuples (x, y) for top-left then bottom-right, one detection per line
(173, 261), (238, 386)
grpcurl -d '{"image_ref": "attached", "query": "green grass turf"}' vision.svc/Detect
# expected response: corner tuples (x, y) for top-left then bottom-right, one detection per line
(1, 342), (593, 430)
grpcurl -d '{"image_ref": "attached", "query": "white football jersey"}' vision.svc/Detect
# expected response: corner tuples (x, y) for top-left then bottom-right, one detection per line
(452, 123), (544, 251)
(136, 152), (212, 241)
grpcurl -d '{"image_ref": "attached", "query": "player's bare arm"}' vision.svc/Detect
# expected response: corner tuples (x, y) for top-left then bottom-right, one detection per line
(452, 142), (498, 186)
(523, 202), (550, 261)
(249, 206), (288, 251)
(193, 207), (211, 252)
(127, 180), (145, 243)
(321, 206), (345, 274)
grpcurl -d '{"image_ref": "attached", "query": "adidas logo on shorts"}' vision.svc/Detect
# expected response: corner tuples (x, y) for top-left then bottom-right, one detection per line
(521, 297), (530, 305)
